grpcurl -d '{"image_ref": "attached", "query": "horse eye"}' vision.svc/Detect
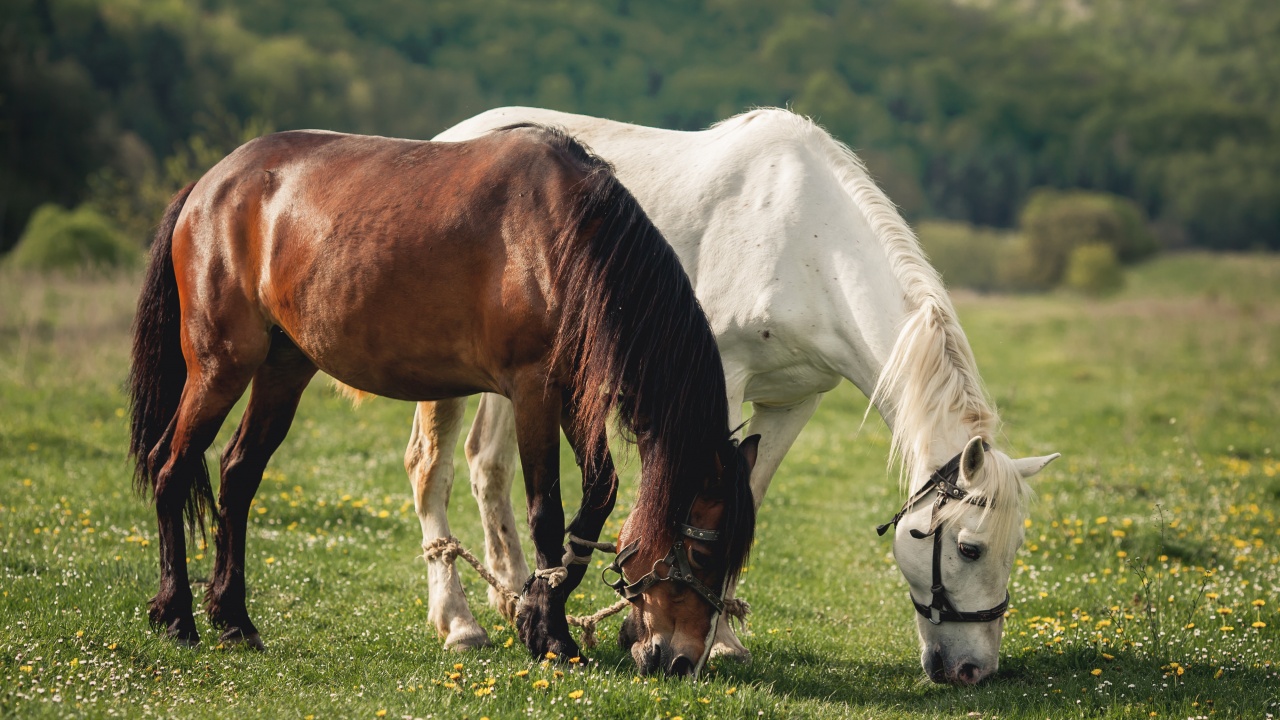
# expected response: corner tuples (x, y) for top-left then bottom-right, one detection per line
(689, 549), (714, 570)
(958, 542), (983, 561)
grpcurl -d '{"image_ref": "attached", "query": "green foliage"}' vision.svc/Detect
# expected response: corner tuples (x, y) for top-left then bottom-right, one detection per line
(2, 0), (1278, 252)
(1064, 242), (1124, 296)
(6, 204), (139, 271)
(918, 220), (1014, 292)
(1019, 189), (1157, 288)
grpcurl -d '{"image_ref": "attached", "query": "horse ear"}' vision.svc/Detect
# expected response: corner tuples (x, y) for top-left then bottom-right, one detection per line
(959, 436), (986, 481)
(1012, 453), (1061, 479)
(738, 434), (761, 473)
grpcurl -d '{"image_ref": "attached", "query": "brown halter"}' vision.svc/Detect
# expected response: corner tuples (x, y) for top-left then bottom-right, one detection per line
(603, 515), (728, 613)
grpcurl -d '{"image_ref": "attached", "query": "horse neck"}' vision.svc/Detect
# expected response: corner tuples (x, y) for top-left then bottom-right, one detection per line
(812, 161), (996, 492)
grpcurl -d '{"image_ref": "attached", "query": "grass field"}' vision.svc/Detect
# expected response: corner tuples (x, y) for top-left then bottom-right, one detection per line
(2, 253), (1278, 719)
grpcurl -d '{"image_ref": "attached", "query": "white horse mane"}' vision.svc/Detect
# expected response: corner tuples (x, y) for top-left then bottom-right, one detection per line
(726, 109), (1030, 547)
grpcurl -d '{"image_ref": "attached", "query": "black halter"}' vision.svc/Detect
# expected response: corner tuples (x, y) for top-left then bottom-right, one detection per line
(603, 521), (727, 612)
(877, 444), (1010, 625)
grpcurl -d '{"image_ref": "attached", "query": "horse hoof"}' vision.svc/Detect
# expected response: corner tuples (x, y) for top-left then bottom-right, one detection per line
(709, 640), (752, 665)
(516, 578), (579, 660)
(444, 626), (491, 652)
(218, 627), (265, 651)
(156, 614), (200, 647)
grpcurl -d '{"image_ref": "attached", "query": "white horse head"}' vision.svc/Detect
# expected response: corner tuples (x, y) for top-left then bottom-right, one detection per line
(889, 437), (1058, 684)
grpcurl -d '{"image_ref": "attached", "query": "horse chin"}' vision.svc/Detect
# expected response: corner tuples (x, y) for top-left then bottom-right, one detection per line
(917, 618), (1002, 685)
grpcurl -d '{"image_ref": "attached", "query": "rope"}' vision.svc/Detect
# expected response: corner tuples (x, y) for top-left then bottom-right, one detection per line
(422, 536), (520, 622)
(421, 535), (750, 650)
(567, 599), (630, 649)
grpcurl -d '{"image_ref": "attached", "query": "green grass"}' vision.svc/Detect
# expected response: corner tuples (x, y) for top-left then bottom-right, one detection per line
(2, 255), (1278, 719)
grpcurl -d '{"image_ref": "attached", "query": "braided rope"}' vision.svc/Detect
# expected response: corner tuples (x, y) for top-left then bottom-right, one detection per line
(422, 535), (750, 650)
(567, 599), (630, 649)
(422, 536), (520, 622)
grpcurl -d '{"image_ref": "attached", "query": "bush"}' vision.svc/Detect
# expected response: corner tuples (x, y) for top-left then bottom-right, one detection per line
(6, 204), (140, 271)
(1064, 243), (1124, 296)
(1018, 189), (1157, 287)
(916, 220), (1051, 293)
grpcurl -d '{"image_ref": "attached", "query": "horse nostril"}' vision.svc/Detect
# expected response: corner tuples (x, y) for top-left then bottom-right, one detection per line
(925, 649), (946, 683)
(957, 662), (982, 685)
(668, 655), (695, 677)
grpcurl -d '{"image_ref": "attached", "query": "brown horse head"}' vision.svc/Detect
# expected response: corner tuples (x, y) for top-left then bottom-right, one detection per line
(613, 435), (759, 676)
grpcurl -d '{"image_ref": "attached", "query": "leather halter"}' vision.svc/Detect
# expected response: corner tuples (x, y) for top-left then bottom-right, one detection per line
(877, 443), (1010, 625)
(604, 522), (727, 612)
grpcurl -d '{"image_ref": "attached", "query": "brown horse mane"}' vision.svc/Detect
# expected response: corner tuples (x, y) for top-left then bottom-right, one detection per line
(499, 124), (754, 581)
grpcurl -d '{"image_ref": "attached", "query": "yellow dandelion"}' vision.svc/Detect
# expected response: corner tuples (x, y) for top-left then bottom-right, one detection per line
(726, 686), (737, 696)
(454, 663), (464, 670)
(265, 557), (276, 565)
(443, 682), (456, 689)
(449, 672), (461, 680)
(19, 666), (32, 673)
(504, 637), (513, 648)
(568, 690), (584, 699)
(699, 697), (711, 704)
(1102, 653), (1114, 660)
(1185, 622), (1195, 629)
(474, 687), (491, 697)
(1206, 592), (1219, 600)
(1217, 607), (1233, 614)
(569, 656), (581, 664)
(1096, 516), (1108, 524)
(514, 670), (529, 677)
(1220, 626), (1234, 632)
(545, 651), (558, 660)
(532, 679), (550, 690)
(1252, 599), (1266, 607)
(1091, 668), (1102, 676)
(1252, 621), (1266, 628)
(375, 711), (387, 718)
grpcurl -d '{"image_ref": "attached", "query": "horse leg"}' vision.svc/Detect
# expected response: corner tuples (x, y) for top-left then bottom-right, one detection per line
(710, 393), (822, 663)
(148, 353), (262, 645)
(511, 381), (578, 660)
(559, 400), (618, 591)
(204, 332), (316, 649)
(407, 398), (490, 650)
(464, 393), (529, 621)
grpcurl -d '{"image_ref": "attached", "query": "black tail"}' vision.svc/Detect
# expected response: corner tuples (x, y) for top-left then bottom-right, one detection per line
(128, 183), (213, 533)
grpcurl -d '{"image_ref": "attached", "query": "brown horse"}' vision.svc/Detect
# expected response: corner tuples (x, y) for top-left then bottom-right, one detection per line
(127, 125), (758, 674)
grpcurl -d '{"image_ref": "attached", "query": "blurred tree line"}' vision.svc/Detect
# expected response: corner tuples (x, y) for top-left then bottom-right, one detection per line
(3, 0), (1278, 256)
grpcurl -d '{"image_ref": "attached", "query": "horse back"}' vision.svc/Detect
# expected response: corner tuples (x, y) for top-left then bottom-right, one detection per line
(170, 128), (596, 400)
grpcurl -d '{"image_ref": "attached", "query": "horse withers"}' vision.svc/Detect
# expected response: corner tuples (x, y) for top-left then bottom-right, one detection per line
(127, 125), (757, 676)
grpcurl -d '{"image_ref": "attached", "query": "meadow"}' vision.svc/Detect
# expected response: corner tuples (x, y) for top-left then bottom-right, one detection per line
(1, 253), (1277, 719)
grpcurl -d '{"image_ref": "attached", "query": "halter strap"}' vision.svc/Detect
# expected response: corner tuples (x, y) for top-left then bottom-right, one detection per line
(876, 442), (1009, 625)
(603, 516), (728, 613)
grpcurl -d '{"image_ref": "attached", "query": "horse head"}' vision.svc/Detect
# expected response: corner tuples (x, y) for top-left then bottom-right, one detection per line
(884, 436), (1059, 684)
(611, 435), (758, 677)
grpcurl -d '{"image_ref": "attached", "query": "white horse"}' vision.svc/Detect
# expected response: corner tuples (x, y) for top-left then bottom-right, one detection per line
(399, 107), (1059, 684)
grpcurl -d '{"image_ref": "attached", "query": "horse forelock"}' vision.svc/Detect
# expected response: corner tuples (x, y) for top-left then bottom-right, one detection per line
(935, 449), (1031, 558)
